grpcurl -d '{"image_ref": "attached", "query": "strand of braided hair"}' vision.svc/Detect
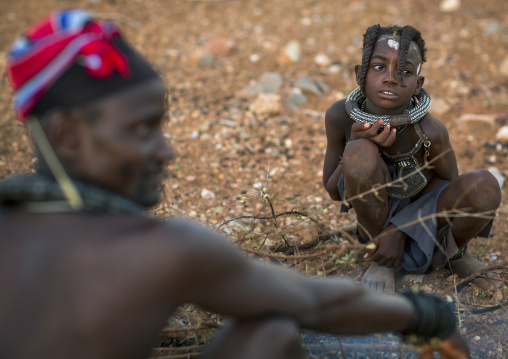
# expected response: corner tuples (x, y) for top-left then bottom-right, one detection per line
(358, 25), (427, 95)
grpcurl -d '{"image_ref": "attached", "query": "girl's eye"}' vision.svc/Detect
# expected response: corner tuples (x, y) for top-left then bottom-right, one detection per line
(403, 69), (412, 75)
(135, 124), (151, 138)
(373, 64), (383, 70)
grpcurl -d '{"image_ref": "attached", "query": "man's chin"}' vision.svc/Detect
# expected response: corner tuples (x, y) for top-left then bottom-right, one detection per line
(131, 190), (162, 208)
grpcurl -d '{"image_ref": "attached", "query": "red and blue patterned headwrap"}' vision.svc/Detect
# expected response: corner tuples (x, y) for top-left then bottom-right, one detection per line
(6, 9), (158, 121)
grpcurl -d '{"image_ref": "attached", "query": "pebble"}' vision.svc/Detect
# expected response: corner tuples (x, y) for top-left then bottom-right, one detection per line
(493, 290), (503, 302)
(197, 54), (214, 68)
(314, 53), (331, 67)
(440, 0), (460, 12)
(314, 80), (330, 95)
(237, 83), (264, 98)
(249, 54), (260, 63)
(282, 88), (308, 110)
(488, 167), (505, 189)
(249, 93), (282, 115)
(496, 126), (508, 141)
(328, 64), (342, 74)
(203, 37), (233, 57)
(457, 113), (496, 127)
(501, 57), (508, 77)
(430, 97), (451, 116)
(200, 188), (216, 200)
(259, 72), (283, 93)
(473, 336), (481, 341)
(278, 40), (301, 65)
(402, 274), (424, 284)
(294, 76), (322, 96)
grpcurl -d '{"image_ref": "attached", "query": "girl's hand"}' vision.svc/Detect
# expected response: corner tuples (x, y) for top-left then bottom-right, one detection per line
(350, 120), (397, 147)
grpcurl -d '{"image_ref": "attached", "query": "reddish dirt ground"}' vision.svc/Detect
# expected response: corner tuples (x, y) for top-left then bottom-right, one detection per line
(1, 0), (507, 358)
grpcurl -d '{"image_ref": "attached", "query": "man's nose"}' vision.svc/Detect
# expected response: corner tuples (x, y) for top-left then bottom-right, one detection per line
(155, 133), (176, 163)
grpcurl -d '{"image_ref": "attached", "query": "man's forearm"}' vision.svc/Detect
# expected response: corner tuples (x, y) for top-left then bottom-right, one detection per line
(296, 278), (414, 335)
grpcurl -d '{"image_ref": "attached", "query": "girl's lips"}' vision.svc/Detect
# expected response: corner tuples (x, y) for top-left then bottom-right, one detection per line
(378, 90), (398, 99)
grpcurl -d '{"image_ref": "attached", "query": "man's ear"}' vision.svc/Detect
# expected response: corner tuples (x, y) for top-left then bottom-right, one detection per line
(354, 65), (362, 85)
(41, 109), (84, 160)
(413, 76), (425, 96)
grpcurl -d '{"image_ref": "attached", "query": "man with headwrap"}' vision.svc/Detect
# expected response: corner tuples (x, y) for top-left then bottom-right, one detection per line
(0, 10), (470, 359)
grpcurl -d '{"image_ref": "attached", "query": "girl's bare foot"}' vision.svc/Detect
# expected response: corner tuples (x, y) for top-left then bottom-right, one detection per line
(361, 262), (396, 293)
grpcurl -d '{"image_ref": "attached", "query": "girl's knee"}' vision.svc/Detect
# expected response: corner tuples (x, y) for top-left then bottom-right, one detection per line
(343, 139), (380, 179)
(454, 170), (501, 211)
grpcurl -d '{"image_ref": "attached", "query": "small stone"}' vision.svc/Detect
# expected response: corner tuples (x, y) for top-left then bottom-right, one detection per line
(197, 54), (215, 68)
(314, 53), (331, 67)
(301, 17), (312, 26)
(484, 21), (501, 35)
(430, 98), (451, 116)
(496, 126), (508, 141)
(500, 57), (508, 77)
(249, 54), (260, 63)
(493, 289), (503, 302)
(203, 37), (233, 57)
(490, 255), (498, 261)
(259, 72), (283, 93)
(457, 113), (496, 127)
(314, 80), (330, 95)
(328, 64), (342, 74)
(440, 0), (460, 12)
(186, 176), (196, 182)
(284, 40), (301, 62)
(488, 155), (497, 164)
(294, 76), (322, 96)
(421, 285), (433, 292)
(200, 188), (216, 200)
(278, 40), (301, 65)
(249, 93), (282, 115)
(402, 274), (424, 284)
(238, 83), (264, 98)
(488, 167), (505, 189)
(473, 336), (481, 341)
(282, 88), (308, 110)
(191, 130), (200, 139)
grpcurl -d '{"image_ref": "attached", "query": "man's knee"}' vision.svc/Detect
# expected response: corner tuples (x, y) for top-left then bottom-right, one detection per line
(255, 318), (302, 358)
(343, 139), (380, 180)
(453, 169), (501, 212)
(202, 317), (302, 359)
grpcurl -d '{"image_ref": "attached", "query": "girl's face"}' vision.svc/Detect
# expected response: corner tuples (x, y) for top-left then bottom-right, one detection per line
(358, 35), (424, 116)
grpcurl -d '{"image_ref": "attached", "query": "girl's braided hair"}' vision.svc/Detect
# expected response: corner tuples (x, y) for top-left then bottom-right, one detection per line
(357, 25), (427, 95)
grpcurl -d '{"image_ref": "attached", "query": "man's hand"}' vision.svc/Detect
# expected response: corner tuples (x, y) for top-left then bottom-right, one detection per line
(350, 120), (397, 147)
(364, 224), (405, 268)
(419, 331), (471, 359)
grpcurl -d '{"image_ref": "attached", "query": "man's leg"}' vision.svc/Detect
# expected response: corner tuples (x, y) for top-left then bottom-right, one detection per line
(436, 169), (502, 293)
(342, 139), (398, 292)
(200, 317), (303, 359)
